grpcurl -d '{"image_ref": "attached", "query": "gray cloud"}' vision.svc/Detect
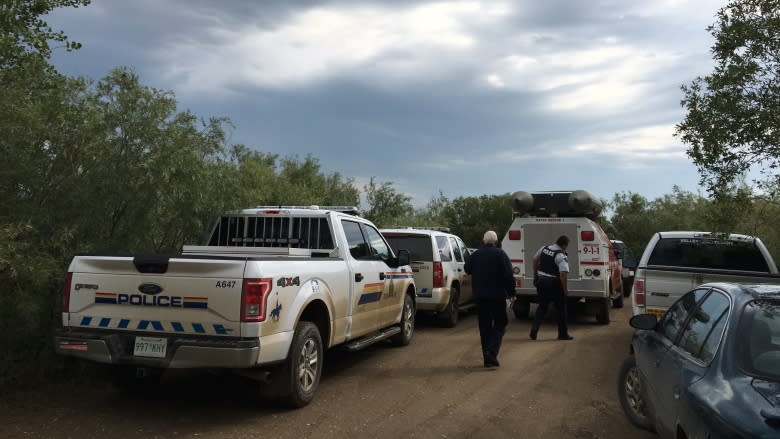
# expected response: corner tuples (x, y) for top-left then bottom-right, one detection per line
(46, 0), (724, 207)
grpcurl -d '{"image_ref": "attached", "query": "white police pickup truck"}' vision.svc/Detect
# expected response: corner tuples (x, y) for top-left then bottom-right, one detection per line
(55, 206), (416, 408)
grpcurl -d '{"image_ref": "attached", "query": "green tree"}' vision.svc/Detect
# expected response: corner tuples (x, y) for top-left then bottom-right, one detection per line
(444, 194), (513, 248)
(676, 0), (780, 193)
(0, 0), (90, 70)
(362, 178), (413, 227)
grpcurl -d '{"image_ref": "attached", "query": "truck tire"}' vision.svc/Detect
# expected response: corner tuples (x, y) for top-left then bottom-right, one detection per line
(513, 296), (531, 320)
(618, 356), (656, 433)
(441, 287), (459, 328)
(623, 279), (633, 297)
(278, 321), (323, 408)
(596, 297), (610, 324)
(392, 293), (415, 346)
(612, 282), (624, 308)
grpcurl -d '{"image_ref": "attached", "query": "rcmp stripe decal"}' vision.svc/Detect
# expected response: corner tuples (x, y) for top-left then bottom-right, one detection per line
(358, 292), (382, 304)
(581, 261), (607, 266)
(183, 297), (208, 309)
(359, 282), (384, 304)
(94, 292), (117, 304)
(75, 316), (231, 335)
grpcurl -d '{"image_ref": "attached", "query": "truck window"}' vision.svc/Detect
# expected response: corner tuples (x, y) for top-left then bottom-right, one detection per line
(384, 235), (434, 261)
(207, 215), (334, 249)
(342, 220), (370, 260)
(648, 238), (770, 272)
(361, 225), (391, 260)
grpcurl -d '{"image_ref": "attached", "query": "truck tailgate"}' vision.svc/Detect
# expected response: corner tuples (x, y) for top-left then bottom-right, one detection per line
(645, 266), (779, 312)
(66, 256), (246, 337)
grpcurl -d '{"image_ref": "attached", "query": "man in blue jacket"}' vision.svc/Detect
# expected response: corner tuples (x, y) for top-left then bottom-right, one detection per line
(465, 230), (516, 368)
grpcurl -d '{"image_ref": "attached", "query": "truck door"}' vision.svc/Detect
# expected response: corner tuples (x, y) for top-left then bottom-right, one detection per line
(360, 224), (406, 326)
(341, 220), (385, 337)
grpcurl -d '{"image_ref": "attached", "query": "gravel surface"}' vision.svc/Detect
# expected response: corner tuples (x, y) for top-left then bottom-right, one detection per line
(1, 305), (655, 439)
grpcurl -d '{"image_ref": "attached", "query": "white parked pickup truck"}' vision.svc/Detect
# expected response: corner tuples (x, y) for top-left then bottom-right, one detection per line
(632, 231), (780, 318)
(55, 206), (416, 407)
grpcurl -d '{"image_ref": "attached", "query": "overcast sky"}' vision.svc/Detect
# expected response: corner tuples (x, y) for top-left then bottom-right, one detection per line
(46, 0), (727, 207)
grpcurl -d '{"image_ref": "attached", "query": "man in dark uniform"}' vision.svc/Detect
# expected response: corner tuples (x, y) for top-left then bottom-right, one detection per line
(465, 230), (516, 367)
(529, 235), (574, 341)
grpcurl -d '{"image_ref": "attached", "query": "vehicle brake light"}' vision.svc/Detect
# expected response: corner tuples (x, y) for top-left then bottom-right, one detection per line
(634, 278), (645, 306)
(433, 262), (444, 288)
(508, 230), (521, 240)
(264, 209), (280, 214)
(592, 269), (601, 277)
(581, 231), (595, 241)
(63, 272), (73, 312)
(241, 278), (273, 322)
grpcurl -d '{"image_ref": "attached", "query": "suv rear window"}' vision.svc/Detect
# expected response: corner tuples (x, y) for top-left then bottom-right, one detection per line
(384, 235), (434, 261)
(648, 237), (770, 272)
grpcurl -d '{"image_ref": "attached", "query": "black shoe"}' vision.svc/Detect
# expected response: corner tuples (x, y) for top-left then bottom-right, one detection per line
(529, 330), (537, 340)
(483, 353), (500, 367)
(558, 335), (574, 340)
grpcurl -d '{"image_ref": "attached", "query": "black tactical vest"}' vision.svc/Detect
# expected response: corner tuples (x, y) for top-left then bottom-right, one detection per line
(539, 245), (564, 276)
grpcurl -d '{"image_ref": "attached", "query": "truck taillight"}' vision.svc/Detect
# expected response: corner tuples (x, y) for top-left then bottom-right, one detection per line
(634, 278), (645, 306)
(433, 262), (444, 288)
(508, 230), (521, 240)
(581, 231), (595, 241)
(63, 272), (73, 312)
(241, 278), (273, 322)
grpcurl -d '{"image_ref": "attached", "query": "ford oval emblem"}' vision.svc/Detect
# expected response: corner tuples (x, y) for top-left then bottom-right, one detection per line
(138, 283), (163, 295)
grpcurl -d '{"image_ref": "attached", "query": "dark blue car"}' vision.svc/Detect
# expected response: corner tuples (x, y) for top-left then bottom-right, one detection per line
(618, 282), (780, 438)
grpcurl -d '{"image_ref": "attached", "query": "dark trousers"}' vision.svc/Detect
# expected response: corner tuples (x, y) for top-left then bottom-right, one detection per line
(476, 299), (508, 359)
(531, 276), (569, 337)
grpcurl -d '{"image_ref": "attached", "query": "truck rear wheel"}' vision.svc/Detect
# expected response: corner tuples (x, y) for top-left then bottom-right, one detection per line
(392, 293), (415, 346)
(441, 287), (459, 328)
(278, 321), (323, 408)
(596, 297), (611, 324)
(513, 296), (531, 320)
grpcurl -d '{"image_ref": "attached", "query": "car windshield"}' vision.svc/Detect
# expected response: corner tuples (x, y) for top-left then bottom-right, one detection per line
(383, 235), (433, 261)
(737, 300), (780, 381)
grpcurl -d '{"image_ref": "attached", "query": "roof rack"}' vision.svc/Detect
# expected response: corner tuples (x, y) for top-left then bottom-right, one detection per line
(390, 226), (451, 233)
(253, 205), (360, 215)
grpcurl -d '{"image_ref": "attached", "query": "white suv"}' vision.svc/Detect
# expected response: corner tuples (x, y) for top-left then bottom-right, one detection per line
(381, 228), (473, 327)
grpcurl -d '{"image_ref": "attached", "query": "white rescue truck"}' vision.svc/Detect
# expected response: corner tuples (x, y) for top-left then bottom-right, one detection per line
(502, 190), (622, 324)
(55, 206), (416, 408)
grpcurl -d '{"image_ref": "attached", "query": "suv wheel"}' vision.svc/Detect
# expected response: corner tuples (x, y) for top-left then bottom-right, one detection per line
(442, 287), (459, 328)
(618, 356), (656, 432)
(612, 281), (624, 308)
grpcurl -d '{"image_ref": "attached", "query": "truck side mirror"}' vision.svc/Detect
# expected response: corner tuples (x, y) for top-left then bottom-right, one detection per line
(396, 249), (410, 267)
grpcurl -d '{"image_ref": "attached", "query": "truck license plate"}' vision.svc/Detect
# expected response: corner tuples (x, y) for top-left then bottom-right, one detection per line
(133, 336), (167, 358)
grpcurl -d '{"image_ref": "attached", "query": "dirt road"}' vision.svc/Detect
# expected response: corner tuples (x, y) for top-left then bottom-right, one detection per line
(1, 305), (653, 439)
